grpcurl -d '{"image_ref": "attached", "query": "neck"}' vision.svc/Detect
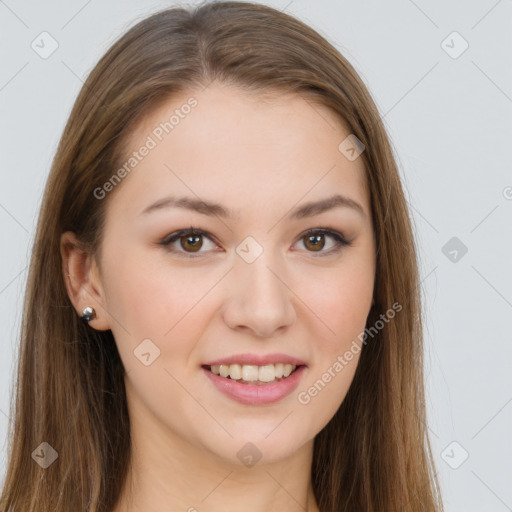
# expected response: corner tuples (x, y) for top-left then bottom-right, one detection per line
(112, 420), (319, 512)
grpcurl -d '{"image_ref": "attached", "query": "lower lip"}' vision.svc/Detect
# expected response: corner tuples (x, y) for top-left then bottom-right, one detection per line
(202, 366), (306, 405)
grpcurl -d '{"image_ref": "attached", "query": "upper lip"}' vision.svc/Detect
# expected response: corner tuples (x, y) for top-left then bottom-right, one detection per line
(203, 353), (307, 367)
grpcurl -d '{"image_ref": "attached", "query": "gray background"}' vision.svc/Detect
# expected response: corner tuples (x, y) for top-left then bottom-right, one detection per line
(1, 0), (511, 510)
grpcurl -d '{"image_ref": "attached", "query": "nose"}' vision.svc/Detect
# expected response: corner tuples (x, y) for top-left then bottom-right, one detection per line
(222, 250), (297, 338)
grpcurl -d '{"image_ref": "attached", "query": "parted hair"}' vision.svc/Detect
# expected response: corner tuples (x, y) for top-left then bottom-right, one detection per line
(0, 2), (443, 511)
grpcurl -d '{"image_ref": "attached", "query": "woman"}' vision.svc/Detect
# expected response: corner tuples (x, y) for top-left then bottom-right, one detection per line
(0, 2), (444, 511)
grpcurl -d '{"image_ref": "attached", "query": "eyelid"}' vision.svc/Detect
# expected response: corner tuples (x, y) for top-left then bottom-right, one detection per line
(159, 227), (220, 258)
(159, 226), (352, 258)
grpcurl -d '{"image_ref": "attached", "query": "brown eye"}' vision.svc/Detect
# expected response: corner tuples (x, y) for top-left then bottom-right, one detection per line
(180, 234), (203, 252)
(303, 233), (325, 251)
(160, 227), (218, 258)
(294, 228), (351, 256)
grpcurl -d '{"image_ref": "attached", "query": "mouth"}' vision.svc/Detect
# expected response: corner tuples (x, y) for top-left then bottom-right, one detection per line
(202, 363), (304, 386)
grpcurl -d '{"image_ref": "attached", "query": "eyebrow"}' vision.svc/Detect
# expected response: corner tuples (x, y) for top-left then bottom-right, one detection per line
(139, 193), (366, 220)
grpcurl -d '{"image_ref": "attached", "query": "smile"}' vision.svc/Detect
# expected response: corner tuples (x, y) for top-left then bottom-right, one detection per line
(206, 363), (299, 385)
(202, 364), (306, 405)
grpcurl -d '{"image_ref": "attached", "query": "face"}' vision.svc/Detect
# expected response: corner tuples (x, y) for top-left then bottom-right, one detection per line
(91, 83), (375, 466)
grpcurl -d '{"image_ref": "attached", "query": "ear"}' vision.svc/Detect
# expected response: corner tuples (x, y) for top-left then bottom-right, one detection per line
(60, 231), (111, 331)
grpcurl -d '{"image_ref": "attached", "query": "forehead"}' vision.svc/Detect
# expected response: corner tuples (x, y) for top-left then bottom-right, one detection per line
(112, 83), (370, 220)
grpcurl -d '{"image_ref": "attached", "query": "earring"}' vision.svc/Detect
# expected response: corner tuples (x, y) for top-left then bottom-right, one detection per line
(81, 306), (96, 323)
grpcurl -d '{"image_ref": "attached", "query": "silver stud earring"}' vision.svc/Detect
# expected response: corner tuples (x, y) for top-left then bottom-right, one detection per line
(81, 306), (96, 323)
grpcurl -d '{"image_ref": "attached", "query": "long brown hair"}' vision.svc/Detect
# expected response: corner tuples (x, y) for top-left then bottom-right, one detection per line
(0, 2), (443, 510)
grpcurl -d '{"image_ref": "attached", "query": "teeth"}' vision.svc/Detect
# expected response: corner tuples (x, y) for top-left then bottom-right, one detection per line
(209, 363), (298, 382)
(242, 365), (259, 382)
(229, 364), (242, 380)
(258, 364), (275, 383)
(283, 364), (293, 377)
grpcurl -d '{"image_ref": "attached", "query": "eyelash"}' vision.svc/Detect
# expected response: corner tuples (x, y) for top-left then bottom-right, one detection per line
(159, 226), (352, 259)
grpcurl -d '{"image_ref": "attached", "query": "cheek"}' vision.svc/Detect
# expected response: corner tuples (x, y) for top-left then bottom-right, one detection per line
(295, 257), (373, 409)
(101, 247), (223, 373)
(300, 266), (373, 345)
(101, 244), (198, 331)
(294, 234), (375, 341)
(295, 275), (367, 423)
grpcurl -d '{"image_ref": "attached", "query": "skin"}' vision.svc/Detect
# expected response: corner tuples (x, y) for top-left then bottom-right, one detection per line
(61, 83), (376, 512)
